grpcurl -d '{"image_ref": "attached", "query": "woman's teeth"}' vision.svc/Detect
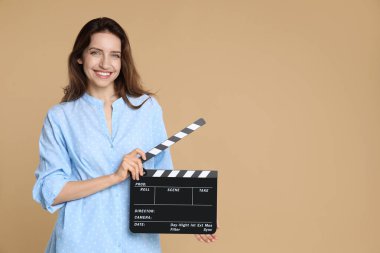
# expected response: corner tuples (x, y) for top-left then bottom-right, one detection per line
(96, 71), (111, 76)
(95, 71), (112, 78)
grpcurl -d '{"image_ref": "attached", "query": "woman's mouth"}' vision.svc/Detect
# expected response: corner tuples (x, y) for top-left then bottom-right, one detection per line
(94, 70), (112, 79)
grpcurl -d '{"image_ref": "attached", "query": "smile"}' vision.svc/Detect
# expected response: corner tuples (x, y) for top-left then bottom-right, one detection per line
(94, 70), (112, 79)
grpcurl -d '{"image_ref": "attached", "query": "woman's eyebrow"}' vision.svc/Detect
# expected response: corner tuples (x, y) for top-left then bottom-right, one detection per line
(88, 47), (121, 53)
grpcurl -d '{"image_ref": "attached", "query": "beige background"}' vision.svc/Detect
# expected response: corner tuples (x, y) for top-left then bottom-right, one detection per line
(0, 0), (379, 252)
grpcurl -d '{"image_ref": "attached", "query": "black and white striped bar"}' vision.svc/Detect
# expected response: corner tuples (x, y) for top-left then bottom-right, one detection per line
(146, 169), (217, 179)
(130, 169), (218, 234)
(143, 118), (206, 163)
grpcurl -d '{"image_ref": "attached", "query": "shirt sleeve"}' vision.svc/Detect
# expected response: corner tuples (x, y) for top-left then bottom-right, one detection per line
(32, 107), (72, 213)
(151, 98), (173, 170)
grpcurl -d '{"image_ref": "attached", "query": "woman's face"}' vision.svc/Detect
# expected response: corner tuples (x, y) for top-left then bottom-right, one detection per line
(77, 32), (122, 91)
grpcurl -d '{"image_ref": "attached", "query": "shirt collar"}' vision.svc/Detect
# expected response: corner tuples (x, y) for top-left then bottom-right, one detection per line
(82, 92), (150, 109)
(82, 92), (103, 107)
(82, 92), (125, 109)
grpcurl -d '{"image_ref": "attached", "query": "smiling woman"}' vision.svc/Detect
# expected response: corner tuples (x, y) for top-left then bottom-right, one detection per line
(62, 17), (152, 109)
(32, 17), (217, 253)
(78, 32), (122, 90)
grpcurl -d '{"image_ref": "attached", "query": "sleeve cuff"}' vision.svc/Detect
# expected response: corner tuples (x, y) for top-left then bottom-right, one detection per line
(41, 175), (69, 213)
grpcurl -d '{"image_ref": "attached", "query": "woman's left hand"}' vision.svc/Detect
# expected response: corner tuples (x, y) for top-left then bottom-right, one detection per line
(194, 221), (220, 243)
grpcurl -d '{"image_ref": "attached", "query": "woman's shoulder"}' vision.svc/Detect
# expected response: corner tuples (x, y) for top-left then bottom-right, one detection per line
(44, 100), (76, 122)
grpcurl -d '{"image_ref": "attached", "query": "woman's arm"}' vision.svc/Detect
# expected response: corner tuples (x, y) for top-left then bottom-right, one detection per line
(53, 148), (146, 206)
(53, 174), (119, 205)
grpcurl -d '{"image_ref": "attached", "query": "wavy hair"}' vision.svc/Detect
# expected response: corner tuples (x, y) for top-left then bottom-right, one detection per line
(62, 17), (153, 109)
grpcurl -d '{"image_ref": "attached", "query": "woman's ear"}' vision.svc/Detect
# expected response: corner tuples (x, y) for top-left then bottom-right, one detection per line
(77, 58), (83, 64)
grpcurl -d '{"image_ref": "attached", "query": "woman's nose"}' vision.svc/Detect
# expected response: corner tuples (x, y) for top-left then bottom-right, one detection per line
(99, 55), (111, 69)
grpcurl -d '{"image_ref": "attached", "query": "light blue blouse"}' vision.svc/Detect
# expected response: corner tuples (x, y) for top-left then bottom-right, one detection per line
(32, 92), (173, 253)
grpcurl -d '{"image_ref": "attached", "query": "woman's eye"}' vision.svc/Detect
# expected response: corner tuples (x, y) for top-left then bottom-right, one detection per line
(112, 54), (121, 58)
(90, 51), (100, 55)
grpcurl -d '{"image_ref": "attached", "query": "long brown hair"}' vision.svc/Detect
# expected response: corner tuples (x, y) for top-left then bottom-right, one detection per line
(62, 17), (154, 109)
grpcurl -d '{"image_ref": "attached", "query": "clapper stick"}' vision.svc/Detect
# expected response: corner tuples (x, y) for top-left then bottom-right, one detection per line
(140, 118), (206, 172)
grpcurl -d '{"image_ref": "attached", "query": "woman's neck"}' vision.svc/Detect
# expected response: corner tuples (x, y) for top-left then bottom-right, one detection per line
(87, 85), (119, 104)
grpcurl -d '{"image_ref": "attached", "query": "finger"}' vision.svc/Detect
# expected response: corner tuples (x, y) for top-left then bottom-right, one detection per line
(137, 158), (143, 176)
(135, 162), (140, 180)
(202, 234), (212, 242)
(130, 157), (143, 176)
(195, 234), (205, 242)
(206, 234), (215, 242)
(204, 234), (215, 242)
(199, 234), (210, 243)
(128, 149), (138, 158)
(135, 148), (146, 161)
(126, 160), (140, 180)
(123, 162), (132, 179)
(197, 234), (205, 242)
(125, 159), (138, 169)
(125, 163), (136, 180)
(129, 166), (137, 180)
(204, 234), (212, 243)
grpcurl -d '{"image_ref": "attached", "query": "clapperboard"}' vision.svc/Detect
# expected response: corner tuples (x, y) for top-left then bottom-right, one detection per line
(130, 118), (218, 234)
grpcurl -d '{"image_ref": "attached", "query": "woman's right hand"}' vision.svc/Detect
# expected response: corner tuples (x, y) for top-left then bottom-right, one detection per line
(114, 148), (146, 182)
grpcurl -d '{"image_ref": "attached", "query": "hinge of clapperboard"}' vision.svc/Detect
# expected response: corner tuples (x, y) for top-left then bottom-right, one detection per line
(138, 118), (206, 176)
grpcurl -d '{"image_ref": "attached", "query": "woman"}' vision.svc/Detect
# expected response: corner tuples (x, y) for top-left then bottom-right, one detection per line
(32, 17), (217, 253)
